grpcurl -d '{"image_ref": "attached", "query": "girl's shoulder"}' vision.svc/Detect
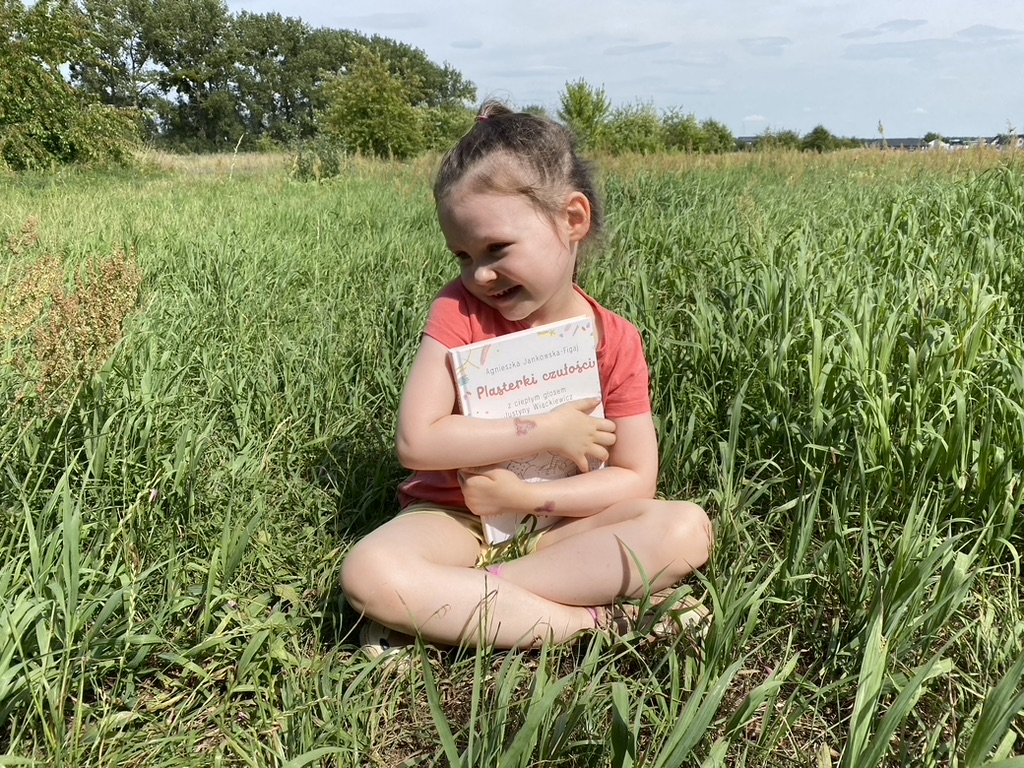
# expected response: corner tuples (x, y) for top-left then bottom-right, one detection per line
(435, 279), (469, 301)
(426, 280), (519, 347)
(576, 287), (644, 349)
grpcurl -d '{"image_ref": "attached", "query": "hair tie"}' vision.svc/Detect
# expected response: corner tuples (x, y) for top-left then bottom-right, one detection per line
(477, 115), (488, 123)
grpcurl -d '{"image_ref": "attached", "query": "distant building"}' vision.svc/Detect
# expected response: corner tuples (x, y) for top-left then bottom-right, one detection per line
(737, 134), (1020, 152)
(865, 136), (1019, 151)
(990, 135), (1024, 150)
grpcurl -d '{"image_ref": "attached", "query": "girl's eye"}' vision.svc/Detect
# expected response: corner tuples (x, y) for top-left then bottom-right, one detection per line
(488, 243), (509, 254)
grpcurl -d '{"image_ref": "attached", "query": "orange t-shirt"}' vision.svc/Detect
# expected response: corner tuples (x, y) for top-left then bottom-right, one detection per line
(397, 281), (651, 509)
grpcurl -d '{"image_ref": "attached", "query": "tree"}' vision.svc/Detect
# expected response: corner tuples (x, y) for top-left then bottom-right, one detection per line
(662, 109), (704, 153)
(557, 79), (610, 151)
(365, 34), (474, 108)
(71, 0), (158, 128)
(801, 124), (838, 153)
(603, 101), (663, 155)
(1, 0), (138, 169)
(230, 11), (314, 143)
(701, 118), (736, 153)
(317, 44), (422, 159)
(419, 102), (474, 151)
(146, 0), (242, 149)
(227, 22), (474, 148)
(923, 131), (944, 144)
(520, 104), (551, 119)
(756, 127), (801, 151)
(6, 2), (476, 154)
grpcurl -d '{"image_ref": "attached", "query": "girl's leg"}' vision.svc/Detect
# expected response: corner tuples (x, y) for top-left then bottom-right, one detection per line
(496, 499), (711, 606)
(340, 512), (597, 648)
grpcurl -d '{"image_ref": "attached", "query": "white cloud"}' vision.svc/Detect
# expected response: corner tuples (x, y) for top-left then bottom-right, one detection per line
(349, 12), (426, 30)
(738, 37), (793, 57)
(878, 19), (927, 34)
(604, 42), (673, 56)
(955, 24), (1021, 41)
(523, 65), (569, 74)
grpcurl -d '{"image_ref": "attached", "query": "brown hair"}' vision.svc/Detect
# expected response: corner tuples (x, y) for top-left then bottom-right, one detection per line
(433, 100), (603, 279)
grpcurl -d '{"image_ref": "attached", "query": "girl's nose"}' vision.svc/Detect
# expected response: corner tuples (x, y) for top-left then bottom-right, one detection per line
(473, 263), (497, 284)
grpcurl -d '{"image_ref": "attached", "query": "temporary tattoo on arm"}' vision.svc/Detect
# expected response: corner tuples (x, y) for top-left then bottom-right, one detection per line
(514, 418), (537, 437)
(534, 500), (556, 515)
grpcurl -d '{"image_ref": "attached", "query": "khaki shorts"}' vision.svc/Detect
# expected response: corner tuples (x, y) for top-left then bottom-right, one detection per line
(397, 502), (548, 567)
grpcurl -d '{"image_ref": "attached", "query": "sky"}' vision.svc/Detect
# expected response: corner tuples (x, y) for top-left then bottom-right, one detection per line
(225, 0), (1024, 139)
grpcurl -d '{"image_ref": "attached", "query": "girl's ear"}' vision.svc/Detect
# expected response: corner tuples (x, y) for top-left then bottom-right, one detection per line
(564, 192), (592, 243)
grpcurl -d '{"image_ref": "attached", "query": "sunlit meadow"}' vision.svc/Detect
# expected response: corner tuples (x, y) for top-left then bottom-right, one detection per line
(1, 148), (1022, 767)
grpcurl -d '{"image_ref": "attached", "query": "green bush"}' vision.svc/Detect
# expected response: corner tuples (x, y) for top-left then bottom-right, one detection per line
(291, 138), (346, 181)
(756, 128), (802, 151)
(419, 103), (475, 152)
(558, 79), (610, 151)
(662, 109), (705, 153)
(602, 101), (664, 155)
(0, 1), (139, 170)
(700, 118), (736, 153)
(800, 124), (839, 153)
(316, 44), (424, 160)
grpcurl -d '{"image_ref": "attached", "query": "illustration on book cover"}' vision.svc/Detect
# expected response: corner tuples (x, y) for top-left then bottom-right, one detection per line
(506, 452), (577, 482)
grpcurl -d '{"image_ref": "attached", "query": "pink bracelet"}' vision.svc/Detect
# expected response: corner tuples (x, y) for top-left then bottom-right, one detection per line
(486, 565), (504, 578)
(586, 606), (601, 628)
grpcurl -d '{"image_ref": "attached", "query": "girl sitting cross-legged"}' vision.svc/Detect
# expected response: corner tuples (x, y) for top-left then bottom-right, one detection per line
(340, 101), (713, 654)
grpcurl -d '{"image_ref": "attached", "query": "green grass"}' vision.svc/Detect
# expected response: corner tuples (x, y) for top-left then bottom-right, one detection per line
(1, 149), (1023, 766)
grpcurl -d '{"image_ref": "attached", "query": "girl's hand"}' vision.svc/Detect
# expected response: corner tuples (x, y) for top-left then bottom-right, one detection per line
(544, 398), (616, 473)
(458, 466), (528, 518)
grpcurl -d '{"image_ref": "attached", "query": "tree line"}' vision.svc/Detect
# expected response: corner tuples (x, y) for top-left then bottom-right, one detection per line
(1, 0), (475, 168)
(541, 83), (863, 157)
(3, 0), (941, 172)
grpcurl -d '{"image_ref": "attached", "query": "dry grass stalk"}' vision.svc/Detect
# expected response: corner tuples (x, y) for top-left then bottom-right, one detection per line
(135, 149), (293, 177)
(2, 223), (143, 408)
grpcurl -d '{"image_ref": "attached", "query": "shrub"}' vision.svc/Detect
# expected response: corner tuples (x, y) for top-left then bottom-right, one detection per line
(801, 124), (839, 153)
(700, 118), (736, 153)
(756, 128), (802, 151)
(0, 0), (139, 170)
(602, 102), (664, 155)
(662, 109), (705, 153)
(558, 79), (610, 151)
(419, 103), (475, 152)
(291, 138), (346, 181)
(316, 44), (423, 160)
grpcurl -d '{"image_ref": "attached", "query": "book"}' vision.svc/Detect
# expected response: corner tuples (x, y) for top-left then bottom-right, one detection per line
(447, 315), (604, 545)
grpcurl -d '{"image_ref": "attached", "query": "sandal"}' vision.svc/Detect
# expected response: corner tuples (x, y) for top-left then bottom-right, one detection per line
(591, 593), (711, 643)
(645, 593), (712, 639)
(358, 619), (415, 660)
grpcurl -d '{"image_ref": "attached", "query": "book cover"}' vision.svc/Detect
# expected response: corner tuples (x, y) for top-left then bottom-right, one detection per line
(447, 315), (604, 544)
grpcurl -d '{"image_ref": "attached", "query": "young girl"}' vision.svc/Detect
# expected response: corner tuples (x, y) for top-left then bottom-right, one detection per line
(340, 101), (712, 652)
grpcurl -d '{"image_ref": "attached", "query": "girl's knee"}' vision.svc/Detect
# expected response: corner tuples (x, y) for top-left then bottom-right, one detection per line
(656, 500), (712, 568)
(340, 538), (397, 613)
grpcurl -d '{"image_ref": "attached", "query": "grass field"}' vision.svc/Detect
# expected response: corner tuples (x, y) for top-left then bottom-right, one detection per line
(1, 148), (1023, 767)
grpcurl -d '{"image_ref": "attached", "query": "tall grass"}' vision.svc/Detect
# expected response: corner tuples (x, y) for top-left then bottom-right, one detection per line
(1, 149), (1022, 765)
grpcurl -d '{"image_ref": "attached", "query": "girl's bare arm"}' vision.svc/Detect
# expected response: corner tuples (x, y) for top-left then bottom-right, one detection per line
(458, 413), (659, 519)
(397, 335), (616, 471)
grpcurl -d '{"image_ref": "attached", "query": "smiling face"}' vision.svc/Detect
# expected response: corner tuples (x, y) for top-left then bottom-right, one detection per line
(437, 186), (592, 327)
